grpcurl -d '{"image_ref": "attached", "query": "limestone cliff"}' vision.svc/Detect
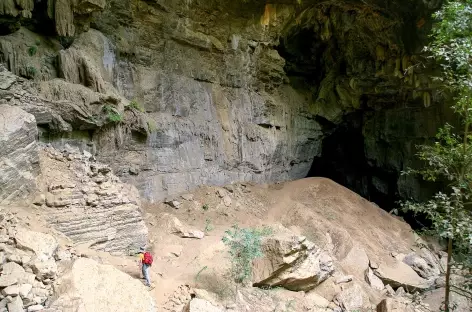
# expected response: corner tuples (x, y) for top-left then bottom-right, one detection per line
(0, 0), (451, 205)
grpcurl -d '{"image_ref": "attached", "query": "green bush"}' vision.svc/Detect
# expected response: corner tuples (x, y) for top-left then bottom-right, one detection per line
(222, 225), (272, 284)
(127, 100), (144, 112)
(27, 45), (38, 56)
(202, 203), (209, 211)
(204, 219), (214, 233)
(102, 105), (123, 123)
(147, 119), (157, 133)
(26, 66), (37, 78)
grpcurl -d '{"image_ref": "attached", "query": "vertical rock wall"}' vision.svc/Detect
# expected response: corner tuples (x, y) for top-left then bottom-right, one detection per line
(0, 104), (39, 204)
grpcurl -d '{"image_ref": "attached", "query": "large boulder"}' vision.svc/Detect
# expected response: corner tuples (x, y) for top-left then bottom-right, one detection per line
(0, 262), (35, 287)
(157, 213), (205, 239)
(334, 283), (371, 312)
(46, 258), (156, 312)
(15, 228), (58, 260)
(374, 260), (431, 292)
(402, 249), (441, 280)
(252, 225), (334, 291)
(0, 104), (40, 204)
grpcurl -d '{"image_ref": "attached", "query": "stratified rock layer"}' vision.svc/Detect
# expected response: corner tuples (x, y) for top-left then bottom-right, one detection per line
(0, 104), (39, 204)
(39, 145), (148, 252)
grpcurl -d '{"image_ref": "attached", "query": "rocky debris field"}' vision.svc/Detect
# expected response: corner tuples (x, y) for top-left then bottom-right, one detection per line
(0, 209), (61, 312)
(0, 104), (469, 312)
(141, 179), (471, 312)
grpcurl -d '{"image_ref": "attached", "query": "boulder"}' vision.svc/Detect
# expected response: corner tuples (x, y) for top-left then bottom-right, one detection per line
(304, 292), (330, 309)
(376, 298), (415, 312)
(374, 261), (431, 292)
(335, 283), (370, 312)
(157, 213), (205, 239)
(0, 262), (32, 287)
(15, 228), (58, 259)
(30, 258), (57, 280)
(252, 226), (334, 291)
(338, 244), (369, 280)
(2, 284), (20, 296)
(183, 298), (224, 312)
(309, 276), (341, 302)
(7, 295), (23, 312)
(0, 105), (40, 204)
(19, 283), (33, 298)
(47, 258), (156, 312)
(365, 267), (384, 291)
(402, 250), (440, 279)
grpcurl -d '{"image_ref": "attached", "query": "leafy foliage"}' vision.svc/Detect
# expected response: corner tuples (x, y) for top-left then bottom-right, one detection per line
(222, 225), (272, 284)
(146, 119), (157, 133)
(204, 218), (214, 233)
(102, 105), (123, 123)
(26, 66), (37, 78)
(27, 45), (38, 56)
(400, 1), (472, 310)
(127, 100), (144, 112)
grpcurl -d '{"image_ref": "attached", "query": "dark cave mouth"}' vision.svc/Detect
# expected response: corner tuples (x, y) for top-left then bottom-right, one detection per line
(305, 112), (434, 230)
(307, 112), (402, 212)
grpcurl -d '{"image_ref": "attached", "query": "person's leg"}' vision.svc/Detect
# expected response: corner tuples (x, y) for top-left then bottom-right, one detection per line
(143, 264), (151, 287)
(141, 263), (145, 279)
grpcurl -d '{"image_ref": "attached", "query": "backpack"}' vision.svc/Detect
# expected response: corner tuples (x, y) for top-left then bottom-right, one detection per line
(143, 252), (153, 265)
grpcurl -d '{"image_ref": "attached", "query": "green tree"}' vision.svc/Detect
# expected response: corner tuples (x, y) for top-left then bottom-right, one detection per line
(222, 225), (271, 284)
(400, 1), (472, 310)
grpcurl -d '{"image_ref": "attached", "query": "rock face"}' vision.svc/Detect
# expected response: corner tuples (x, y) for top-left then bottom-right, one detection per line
(38, 145), (148, 252)
(252, 226), (334, 291)
(0, 104), (39, 204)
(46, 258), (156, 312)
(0, 0), (447, 206)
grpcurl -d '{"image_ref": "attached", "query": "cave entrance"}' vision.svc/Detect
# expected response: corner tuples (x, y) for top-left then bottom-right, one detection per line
(307, 112), (401, 212)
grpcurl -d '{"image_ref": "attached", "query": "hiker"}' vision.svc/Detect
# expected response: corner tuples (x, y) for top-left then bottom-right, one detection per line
(137, 246), (153, 288)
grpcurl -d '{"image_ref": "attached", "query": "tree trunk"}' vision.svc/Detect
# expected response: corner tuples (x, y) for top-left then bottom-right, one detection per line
(445, 237), (453, 312)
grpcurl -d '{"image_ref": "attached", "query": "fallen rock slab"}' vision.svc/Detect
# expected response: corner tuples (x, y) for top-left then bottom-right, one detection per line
(157, 213), (205, 239)
(47, 258), (156, 312)
(252, 225), (334, 291)
(374, 261), (431, 292)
